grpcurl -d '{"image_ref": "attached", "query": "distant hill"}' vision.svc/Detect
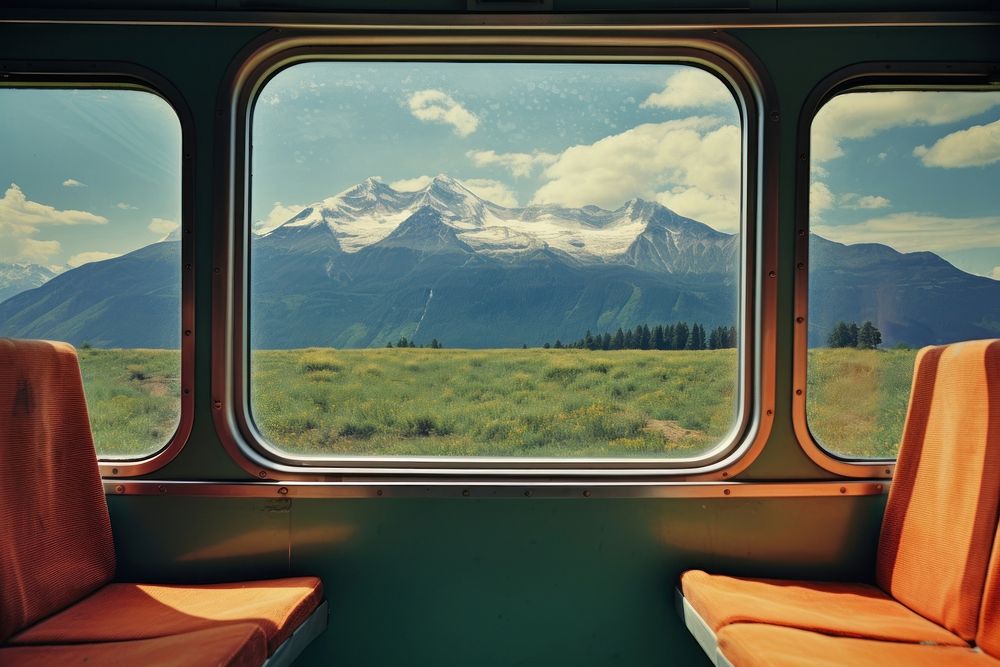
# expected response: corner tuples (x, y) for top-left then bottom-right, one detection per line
(1, 175), (997, 349)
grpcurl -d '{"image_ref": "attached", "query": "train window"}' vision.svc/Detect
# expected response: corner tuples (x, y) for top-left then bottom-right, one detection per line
(0, 87), (183, 460)
(247, 60), (749, 463)
(806, 88), (1000, 460)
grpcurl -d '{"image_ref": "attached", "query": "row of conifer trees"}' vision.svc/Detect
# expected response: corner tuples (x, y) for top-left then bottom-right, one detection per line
(544, 323), (737, 351)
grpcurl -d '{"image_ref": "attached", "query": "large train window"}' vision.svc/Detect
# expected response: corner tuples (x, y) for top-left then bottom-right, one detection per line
(805, 88), (1000, 461)
(245, 59), (753, 467)
(0, 85), (184, 462)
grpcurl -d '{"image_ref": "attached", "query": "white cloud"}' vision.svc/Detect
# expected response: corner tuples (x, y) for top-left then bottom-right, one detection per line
(814, 212), (1000, 254)
(992, 266), (1000, 281)
(812, 91), (1000, 163)
(62, 178), (86, 188)
(640, 69), (734, 110)
(0, 184), (108, 263)
(116, 202), (138, 210)
(853, 194), (891, 210)
(67, 251), (121, 267)
(148, 218), (179, 236)
(531, 116), (740, 212)
(407, 89), (479, 137)
(466, 150), (557, 178)
(389, 175), (433, 191)
(253, 202), (307, 234)
(811, 183), (890, 221)
(878, 152), (888, 160)
(810, 181), (835, 219)
(460, 179), (519, 208)
(913, 118), (1000, 168)
(655, 186), (739, 232)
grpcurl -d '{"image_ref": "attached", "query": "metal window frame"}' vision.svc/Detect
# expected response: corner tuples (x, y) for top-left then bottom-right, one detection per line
(0, 60), (196, 478)
(792, 60), (1000, 479)
(212, 26), (778, 481)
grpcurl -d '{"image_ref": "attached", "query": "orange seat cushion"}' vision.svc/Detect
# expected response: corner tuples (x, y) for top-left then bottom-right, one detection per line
(10, 577), (323, 655)
(681, 570), (966, 646)
(0, 624), (267, 667)
(877, 340), (1000, 641)
(0, 339), (115, 642)
(978, 525), (1000, 658)
(718, 623), (1000, 667)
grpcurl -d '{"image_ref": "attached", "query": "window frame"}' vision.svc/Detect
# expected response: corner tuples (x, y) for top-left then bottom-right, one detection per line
(214, 28), (777, 480)
(0, 61), (196, 477)
(792, 61), (1000, 479)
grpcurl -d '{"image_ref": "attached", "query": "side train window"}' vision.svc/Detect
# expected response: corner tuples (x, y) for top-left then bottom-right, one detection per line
(0, 87), (183, 460)
(806, 89), (1000, 460)
(245, 60), (751, 466)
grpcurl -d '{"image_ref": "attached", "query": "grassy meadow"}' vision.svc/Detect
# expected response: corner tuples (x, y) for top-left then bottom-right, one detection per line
(77, 346), (917, 460)
(806, 347), (916, 459)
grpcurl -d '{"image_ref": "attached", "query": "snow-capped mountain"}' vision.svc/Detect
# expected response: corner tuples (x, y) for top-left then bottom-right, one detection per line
(259, 175), (737, 274)
(0, 262), (58, 303)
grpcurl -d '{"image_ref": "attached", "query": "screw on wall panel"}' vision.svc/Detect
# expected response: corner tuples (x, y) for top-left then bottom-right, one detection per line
(213, 400), (222, 409)
(184, 330), (192, 336)
(721, 471), (729, 478)
(278, 487), (288, 496)
(157, 484), (166, 494)
(524, 490), (532, 497)
(583, 490), (591, 497)
(796, 317), (804, 324)
(768, 270), (776, 278)
(115, 485), (125, 494)
(840, 487), (847, 494)
(876, 484), (884, 492)
(723, 488), (731, 496)
(769, 111), (780, 122)
(376, 489), (383, 496)
(797, 262), (805, 270)
(258, 470), (267, 479)
(462, 489), (470, 497)
(766, 409), (773, 416)
(111, 468), (119, 475)
(796, 389), (803, 396)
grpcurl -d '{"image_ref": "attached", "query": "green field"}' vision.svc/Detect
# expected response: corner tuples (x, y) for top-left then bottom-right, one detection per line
(806, 347), (917, 459)
(78, 347), (917, 460)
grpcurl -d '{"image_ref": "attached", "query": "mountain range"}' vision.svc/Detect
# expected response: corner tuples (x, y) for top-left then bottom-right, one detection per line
(0, 262), (57, 303)
(0, 175), (997, 348)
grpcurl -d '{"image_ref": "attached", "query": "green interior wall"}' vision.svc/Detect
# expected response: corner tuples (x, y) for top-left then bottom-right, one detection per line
(2, 16), (996, 666)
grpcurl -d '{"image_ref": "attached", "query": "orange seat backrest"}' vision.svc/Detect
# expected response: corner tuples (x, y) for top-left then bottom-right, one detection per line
(876, 339), (1000, 642)
(0, 339), (115, 642)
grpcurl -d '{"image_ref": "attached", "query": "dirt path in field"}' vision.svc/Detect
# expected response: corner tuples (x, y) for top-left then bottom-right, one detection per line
(644, 419), (699, 441)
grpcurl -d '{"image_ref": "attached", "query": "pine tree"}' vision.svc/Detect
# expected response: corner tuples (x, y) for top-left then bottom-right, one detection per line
(554, 340), (563, 349)
(675, 322), (690, 350)
(543, 342), (550, 349)
(601, 332), (612, 350)
(665, 324), (676, 350)
(640, 324), (652, 350)
(857, 321), (882, 349)
(827, 322), (850, 348)
(652, 325), (664, 350)
(584, 330), (595, 350)
(397, 336), (409, 348)
(708, 327), (720, 350)
(612, 328), (625, 350)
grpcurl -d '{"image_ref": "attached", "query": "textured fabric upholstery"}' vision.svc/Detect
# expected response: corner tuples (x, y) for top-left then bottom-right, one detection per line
(10, 577), (324, 655)
(680, 570), (966, 646)
(0, 624), (267, 667)
(717, 623), (999, 667)
(877, 339), (1000, 641)
(0, 338), (115, 642)
(978, 517), (1000, 657)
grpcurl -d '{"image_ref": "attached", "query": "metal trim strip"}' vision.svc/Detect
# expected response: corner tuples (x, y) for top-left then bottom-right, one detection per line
(103, 479), (887, 499)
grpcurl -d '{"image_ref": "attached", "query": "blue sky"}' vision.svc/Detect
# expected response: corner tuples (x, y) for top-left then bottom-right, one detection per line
(0, 88), (180, 269)
(1, 69), (998, 279)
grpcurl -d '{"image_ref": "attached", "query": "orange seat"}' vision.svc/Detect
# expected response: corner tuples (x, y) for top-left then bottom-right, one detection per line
(0, 624), (268, 667)
(717, 624), (999, 667)
(680, 570), (965, 646)
(9, 578), (324, 655)
(0, 339), (326, 665)
(680, 339), (1000, 656)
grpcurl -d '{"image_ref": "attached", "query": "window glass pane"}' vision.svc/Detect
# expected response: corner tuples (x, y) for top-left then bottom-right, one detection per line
(807, 90), (1000, 459)
(0, 88), (183, 459)
(249, 61), (744, 460)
